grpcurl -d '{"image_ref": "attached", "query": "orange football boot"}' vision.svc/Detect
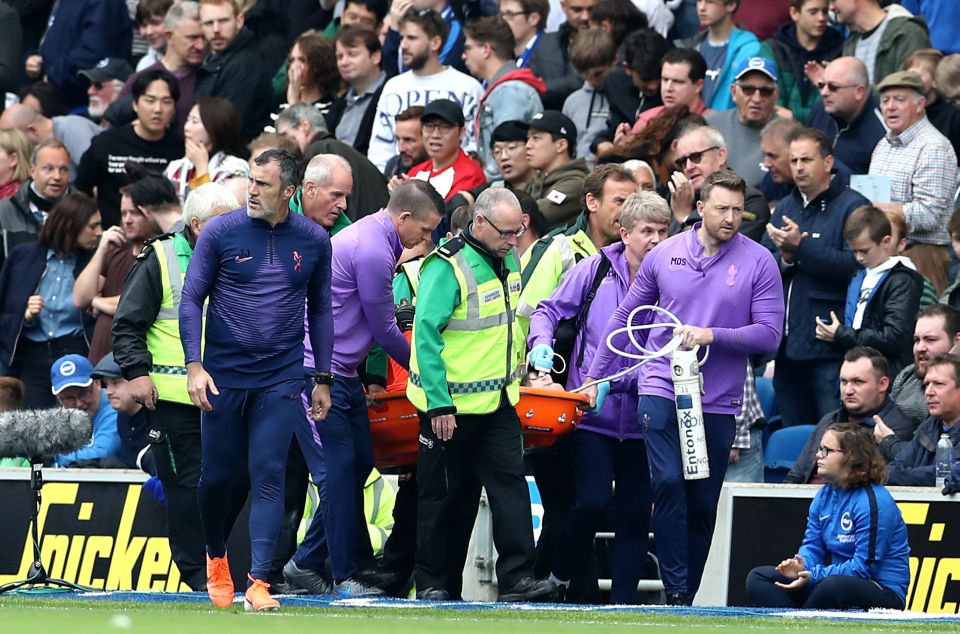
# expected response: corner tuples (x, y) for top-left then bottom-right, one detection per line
(244, 574), (280, 612)
(206, 554), (235, 608)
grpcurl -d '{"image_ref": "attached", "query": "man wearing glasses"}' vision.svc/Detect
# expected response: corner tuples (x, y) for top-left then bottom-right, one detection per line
(706, 57), (782, 188)
(407, 99), (487, 201)
(50, 354), (121, 467)
(807, 57), (887, 175)
(407, 187), (557, 603)
(668, 124), (770, 242)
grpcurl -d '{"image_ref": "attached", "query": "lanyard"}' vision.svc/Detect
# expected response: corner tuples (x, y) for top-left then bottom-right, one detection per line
(516, 31), (543, 69)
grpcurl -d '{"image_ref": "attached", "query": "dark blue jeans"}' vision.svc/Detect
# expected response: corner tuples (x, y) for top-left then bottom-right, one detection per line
(746, 566), (904, 610)
(640, 395), (735, 599)
(196, 378), (302, 580)
(552, 429), (651, 604)
(292, 375), (372, 582)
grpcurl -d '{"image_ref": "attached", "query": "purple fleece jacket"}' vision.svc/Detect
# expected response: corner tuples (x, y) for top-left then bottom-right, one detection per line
(329, 210), (409, 376)
(528, 242), (641, 439)
(587, 225), (784, 415)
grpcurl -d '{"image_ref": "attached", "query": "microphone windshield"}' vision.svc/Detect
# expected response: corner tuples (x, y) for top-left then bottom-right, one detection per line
(0, 408), (92, 460)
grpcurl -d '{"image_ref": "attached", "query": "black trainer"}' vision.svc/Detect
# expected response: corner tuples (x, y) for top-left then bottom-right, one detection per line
(416, 586), (450, 601)
(361, 568), (407, 596)
(282, 560), (333, 595)
(665, 591), (693, 606)
(497, 577), (559, 603)
(334, 577), (387, 597)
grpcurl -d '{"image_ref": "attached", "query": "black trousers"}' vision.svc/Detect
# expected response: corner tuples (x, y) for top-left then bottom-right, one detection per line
(528, 434), (599, 603)
(415, 403), (535, 593)
(745, 566), (904, 610)
(150, 400), (207, 590)
(13, 335), (87, 409)
(380, 465), (481, 598)
(378, 465), (418, 578)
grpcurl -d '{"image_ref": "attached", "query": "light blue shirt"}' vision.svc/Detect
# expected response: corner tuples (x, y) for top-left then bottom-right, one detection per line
(55, 390), (121, 467)
(23, 250), (83, 342)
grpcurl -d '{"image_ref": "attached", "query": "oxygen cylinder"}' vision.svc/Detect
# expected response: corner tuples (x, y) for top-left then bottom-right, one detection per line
(671, 347), (709, 481)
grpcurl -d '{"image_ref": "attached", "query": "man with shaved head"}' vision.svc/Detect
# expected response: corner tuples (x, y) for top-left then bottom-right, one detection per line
(0, 104), (101, 181)
(807, 57), (887, 174)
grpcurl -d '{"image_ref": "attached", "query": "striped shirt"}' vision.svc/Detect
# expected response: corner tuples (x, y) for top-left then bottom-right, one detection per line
(869, 116), (958, 246)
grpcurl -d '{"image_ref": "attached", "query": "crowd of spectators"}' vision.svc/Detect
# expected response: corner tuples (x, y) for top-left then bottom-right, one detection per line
(0, 0), (959, 609)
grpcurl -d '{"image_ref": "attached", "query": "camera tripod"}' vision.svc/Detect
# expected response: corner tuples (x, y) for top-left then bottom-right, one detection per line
(0, 462), (94, 594)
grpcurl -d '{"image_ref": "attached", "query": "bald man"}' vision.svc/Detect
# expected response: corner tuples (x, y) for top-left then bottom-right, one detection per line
(0, 104), (101, 181)
(807, 57), (887, 174)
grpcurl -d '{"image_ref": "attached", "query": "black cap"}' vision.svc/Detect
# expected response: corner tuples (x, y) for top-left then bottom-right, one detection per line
(490, 120), (528, 148)
(79, 57), (135, 83)
(421, 99), (465, 127)
(91, 352), (123, 380)
(524, 111), (577, 148)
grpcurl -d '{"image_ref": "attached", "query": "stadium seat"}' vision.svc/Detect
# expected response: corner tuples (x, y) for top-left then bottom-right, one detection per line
(755, 376), (780, 426)
(763, 425), (816, 483)
(755, 376), (781, 450)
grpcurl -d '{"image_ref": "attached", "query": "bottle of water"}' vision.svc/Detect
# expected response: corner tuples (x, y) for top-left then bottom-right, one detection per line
(935, 434), (953, 489)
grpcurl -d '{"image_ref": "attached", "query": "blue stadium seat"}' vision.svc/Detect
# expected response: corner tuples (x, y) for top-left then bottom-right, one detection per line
(763, 424), (816, 483)
(755, 376), (780, 426)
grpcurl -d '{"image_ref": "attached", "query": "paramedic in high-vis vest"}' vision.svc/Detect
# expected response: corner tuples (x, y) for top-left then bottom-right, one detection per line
(112, 180), (240, 591)
(406, 187), (558, 603)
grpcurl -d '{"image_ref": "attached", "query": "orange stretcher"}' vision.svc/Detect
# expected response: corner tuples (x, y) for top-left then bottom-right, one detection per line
(367, 387), (589, 467)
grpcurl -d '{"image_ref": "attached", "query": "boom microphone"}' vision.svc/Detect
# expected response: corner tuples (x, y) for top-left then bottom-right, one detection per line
(0, 409), (93, 460)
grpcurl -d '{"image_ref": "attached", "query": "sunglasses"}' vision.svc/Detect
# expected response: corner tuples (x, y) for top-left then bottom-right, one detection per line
(816, 445), (844, 457)
(482, 214), (525, 239)
(673, 146), (719, 171)
(737, 83), (776, 98)
(817, 81), (858, 92)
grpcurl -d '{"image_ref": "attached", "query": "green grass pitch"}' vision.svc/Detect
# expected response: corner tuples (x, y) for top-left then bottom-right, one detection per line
(1, 597), (958, 633)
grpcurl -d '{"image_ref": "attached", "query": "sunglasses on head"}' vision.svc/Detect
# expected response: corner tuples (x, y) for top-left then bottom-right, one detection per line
(673, 146), (719, 172)
(737, 83), (776, 97)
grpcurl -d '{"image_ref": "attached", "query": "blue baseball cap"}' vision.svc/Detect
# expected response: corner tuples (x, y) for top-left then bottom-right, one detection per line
(734, 57), (778, 83)
(50, 354), (95, 395)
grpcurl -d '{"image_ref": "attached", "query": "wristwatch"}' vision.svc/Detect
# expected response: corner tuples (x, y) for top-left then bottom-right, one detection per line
(314, 371), (334, 385)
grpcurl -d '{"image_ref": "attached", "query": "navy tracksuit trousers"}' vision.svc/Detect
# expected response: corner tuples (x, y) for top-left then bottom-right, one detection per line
(639, 395), (736, 599)
(196, 378), (303, 581)
(292, 375), (373, 582)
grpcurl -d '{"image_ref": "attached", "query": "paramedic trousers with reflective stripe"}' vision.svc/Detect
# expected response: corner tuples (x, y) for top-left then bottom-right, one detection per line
(639, 395), (736, 600)
(415, 400), (536, 593)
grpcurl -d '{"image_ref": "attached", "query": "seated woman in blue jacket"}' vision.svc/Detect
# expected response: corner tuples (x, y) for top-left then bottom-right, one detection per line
(746, 423), (910, 610)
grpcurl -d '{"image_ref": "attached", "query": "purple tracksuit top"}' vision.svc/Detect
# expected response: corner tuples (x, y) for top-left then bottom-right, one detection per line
(587, 225), (784, 415)
(329, 210), (408, 377)
(528, 242), (642, 439)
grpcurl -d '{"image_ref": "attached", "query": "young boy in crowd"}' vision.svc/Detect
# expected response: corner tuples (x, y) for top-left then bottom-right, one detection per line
(814, 205), (923, 378)
(881, 206), (939, 308)
(562, 29), (616, 166)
